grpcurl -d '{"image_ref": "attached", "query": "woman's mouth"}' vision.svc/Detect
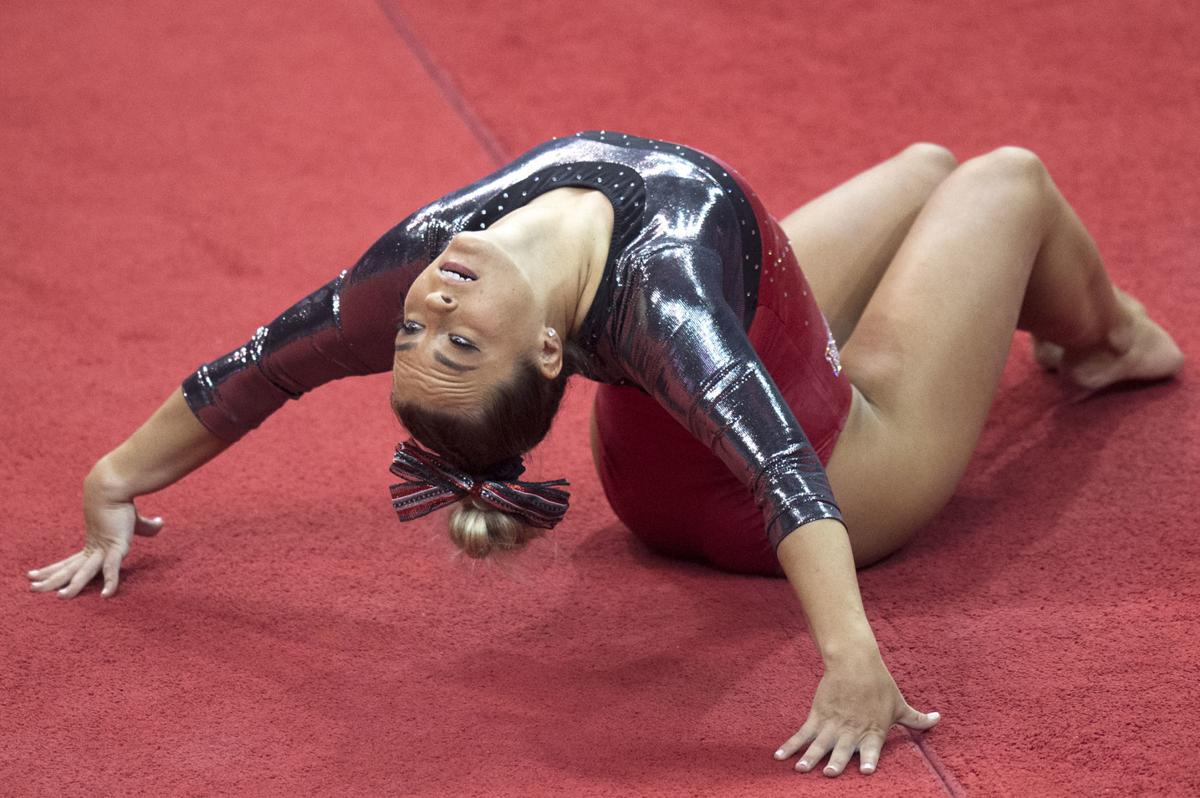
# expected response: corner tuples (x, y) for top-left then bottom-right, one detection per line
(439, 262), (477, 282)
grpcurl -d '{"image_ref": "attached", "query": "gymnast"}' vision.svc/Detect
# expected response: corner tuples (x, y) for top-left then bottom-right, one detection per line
(27, 131), (1183, 777)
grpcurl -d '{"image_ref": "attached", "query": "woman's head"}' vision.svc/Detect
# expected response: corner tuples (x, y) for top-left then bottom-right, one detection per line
(390, 231), (587, 558)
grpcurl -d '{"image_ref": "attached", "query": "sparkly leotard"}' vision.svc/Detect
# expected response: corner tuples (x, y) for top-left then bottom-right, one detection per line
(183, 131), (851, 558)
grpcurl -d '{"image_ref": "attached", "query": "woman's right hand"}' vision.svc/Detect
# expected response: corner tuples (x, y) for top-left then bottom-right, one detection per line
(26, 463), (163, 599)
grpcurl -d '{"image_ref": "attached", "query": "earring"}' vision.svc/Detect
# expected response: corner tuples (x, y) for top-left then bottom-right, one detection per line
(547, 328), (557, 338)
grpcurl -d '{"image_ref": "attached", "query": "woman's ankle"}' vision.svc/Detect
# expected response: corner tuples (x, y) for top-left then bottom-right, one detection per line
(1060, 285), (1137, 360)
(1097, 287), (1140, 355)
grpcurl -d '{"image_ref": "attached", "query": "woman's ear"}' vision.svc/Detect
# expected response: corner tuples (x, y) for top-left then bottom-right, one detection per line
(537, 327), (564, 379)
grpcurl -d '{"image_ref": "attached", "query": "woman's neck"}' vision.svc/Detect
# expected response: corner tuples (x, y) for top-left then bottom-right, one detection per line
(485, 188), (614, 338)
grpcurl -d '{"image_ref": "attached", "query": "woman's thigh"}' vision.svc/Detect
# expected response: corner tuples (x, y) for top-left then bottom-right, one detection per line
(780, 143), (956, 346)
(823, 150), (1052, 567)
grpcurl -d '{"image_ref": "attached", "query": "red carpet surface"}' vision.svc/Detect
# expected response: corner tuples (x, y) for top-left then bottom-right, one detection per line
(2, 1), (1197, 795)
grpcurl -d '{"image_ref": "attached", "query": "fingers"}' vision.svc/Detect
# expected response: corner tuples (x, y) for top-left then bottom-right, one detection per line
(30, 558), (82, 592)
(898, 705), (941, 731)
(135, 515), (164, 537)
(100, 546), (126, 598)
(822, 732), (862, 777)
(820, 706), (941, 777)
(58, 551), (104, 599)
(774, 719), (818, 762)
(792, 728), (888, 777)
(30, 546), (131, 598)
(779, 694), (941, 778)
(858, 733), (885, 775)
(27, 552), (83, 581)
(796, 730), (838, 773)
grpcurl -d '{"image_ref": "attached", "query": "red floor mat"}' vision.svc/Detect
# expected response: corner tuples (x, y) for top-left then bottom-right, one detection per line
(3, 1), (1197, 796)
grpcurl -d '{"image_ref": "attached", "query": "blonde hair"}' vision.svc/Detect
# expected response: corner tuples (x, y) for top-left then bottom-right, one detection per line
(447, 497), (547, 559)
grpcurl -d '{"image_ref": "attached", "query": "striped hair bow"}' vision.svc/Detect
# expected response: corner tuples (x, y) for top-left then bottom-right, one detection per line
(389, 439), (571, 529)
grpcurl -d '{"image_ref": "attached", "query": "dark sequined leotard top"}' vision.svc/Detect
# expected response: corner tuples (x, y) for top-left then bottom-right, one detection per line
(183, 131), (843, 550)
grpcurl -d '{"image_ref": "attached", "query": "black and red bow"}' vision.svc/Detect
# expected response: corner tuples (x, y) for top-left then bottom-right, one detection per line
(389, 439), (570, 529)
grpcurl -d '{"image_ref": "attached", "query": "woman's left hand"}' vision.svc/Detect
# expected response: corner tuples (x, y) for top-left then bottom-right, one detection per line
(773, 649), (940, 777)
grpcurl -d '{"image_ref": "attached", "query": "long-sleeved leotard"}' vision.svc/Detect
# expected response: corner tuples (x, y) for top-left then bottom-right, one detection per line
(183, 130), (843, 551)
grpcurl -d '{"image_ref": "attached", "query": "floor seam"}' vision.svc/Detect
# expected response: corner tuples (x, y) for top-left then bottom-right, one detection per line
(375, 0), (509, 166)
(873, 614), (967, 797)
(905, 727), (968, 798)
(757, 584), (964, 795)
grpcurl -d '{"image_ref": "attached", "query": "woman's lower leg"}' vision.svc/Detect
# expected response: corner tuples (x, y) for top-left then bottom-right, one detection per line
(824, 145), (1183, 562)
(1010, 153), (1183, 388)
(1015, 165), (1126, 350)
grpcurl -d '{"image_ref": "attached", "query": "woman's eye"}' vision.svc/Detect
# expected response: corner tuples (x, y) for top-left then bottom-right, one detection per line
(398, 320), (472, 349)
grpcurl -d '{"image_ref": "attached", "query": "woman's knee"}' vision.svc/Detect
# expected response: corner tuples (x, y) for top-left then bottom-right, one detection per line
(957, 146), (1050, 192)
(898, 142), (958, 181)
(940, 146), (1053, 229)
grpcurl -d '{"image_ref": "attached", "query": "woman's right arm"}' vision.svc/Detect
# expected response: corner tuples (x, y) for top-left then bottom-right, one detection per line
(28, 213), (435, 599)
(27, 387), (229, 599)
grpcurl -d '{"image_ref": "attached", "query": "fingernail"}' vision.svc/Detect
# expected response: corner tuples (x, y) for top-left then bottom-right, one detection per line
(862, 764), (875, 774)
(774, 749), (785, 759)
(929, 711), (941, 721)
(797, 760), (809, 770)
(824, 766), (837, 776)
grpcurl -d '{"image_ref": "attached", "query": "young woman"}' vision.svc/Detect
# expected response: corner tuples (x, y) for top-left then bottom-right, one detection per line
(27, 131), (1183, 778)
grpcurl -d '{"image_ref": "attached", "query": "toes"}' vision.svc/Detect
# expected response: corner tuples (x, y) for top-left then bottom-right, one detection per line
(1032, 338), (1064, 372)
(1075, 318), (1182, 388)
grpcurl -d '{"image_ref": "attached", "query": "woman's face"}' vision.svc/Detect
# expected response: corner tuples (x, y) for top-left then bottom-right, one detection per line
(391, 232), (546, 414)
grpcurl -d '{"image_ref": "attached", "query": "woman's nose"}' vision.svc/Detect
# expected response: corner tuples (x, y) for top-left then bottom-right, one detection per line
(424, 291), (456, 312)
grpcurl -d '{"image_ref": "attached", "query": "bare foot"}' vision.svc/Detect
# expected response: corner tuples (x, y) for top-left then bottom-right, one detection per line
(1053, 289), (1184, 390)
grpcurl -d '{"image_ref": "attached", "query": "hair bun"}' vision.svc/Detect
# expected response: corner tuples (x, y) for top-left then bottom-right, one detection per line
(448, 498), (545, 559)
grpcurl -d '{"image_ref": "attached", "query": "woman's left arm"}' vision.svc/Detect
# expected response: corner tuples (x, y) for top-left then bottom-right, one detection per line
(771, 518), (940, 777)
(618, 243), (937, 777)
